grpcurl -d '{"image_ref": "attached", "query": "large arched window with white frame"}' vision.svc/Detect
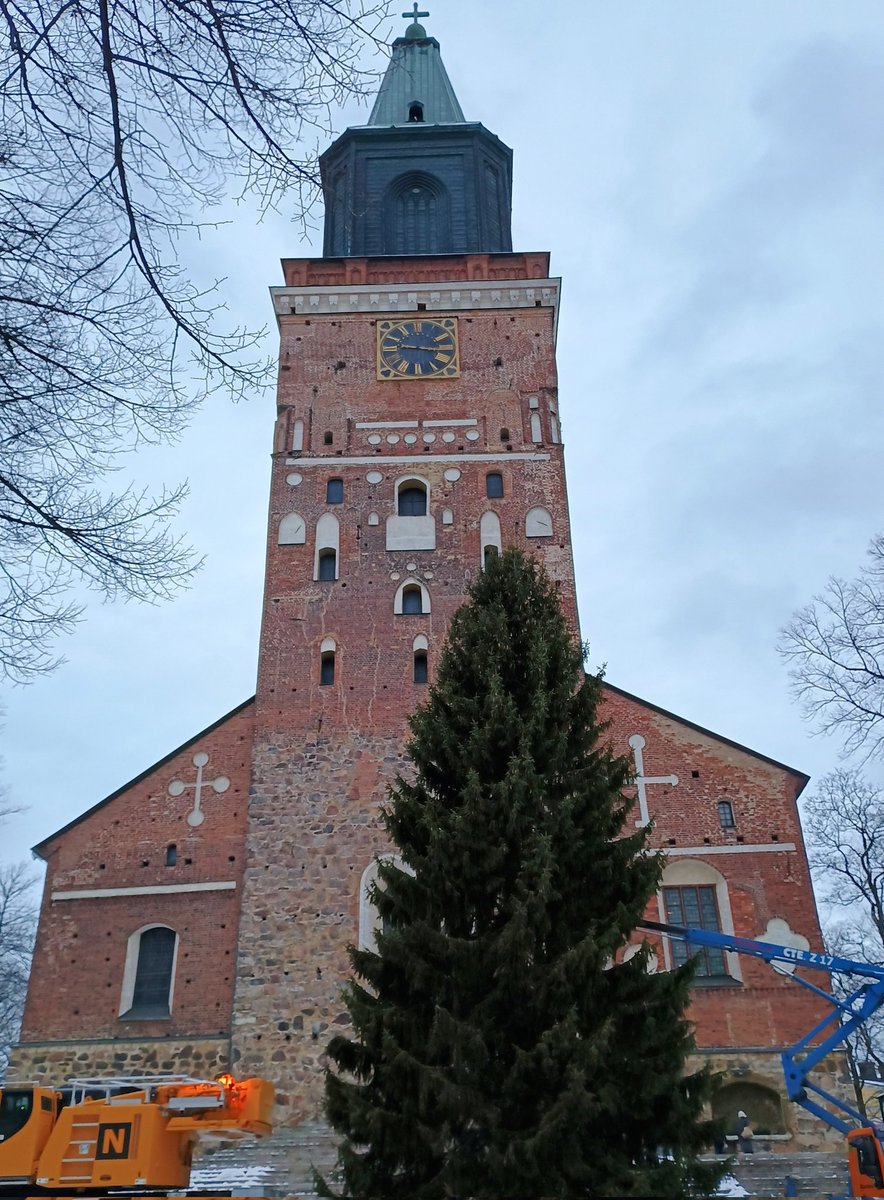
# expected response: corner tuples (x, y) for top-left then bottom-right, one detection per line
(657, 859), (741, 983)
(480, 511), (502, 569)
(359, 855), (415, 950)
(119, 924), (178, 1019)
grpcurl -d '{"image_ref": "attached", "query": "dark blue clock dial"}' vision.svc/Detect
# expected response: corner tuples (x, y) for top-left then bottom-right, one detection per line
(377, 318), (459, 379)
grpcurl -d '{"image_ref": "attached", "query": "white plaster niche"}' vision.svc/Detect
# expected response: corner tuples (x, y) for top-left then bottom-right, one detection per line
(466, 429), (481, 442)
(292, 418), (304, 452)
(444, 468), (461, 482)
(387, 477), (436, 552)
(368, 512), (379, 526)
(442, 509), (454, 525)
(286, 472), (302, 486)
(278, 512), (306, 545)
(404, 433), (418, 444)
(366, 470), (383, 484)
(525, 506), (553, 538)
(368, 434), (382, 445)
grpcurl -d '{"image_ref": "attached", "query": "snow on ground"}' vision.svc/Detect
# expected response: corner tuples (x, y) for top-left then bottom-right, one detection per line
(190, 1163), (274, 1189)
(716, 1174), (750, 1198)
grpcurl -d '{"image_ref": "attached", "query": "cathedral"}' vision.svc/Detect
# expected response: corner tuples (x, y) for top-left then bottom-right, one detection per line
(12, 10), (845, 1163)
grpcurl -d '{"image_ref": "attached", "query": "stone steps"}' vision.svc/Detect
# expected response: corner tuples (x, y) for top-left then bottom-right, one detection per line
(195, 1131), (851, 1199)
(723, 1150), (849, 1198)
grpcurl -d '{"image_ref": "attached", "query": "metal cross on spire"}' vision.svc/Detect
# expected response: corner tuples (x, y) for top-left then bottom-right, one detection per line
(403, 4), (430, 22)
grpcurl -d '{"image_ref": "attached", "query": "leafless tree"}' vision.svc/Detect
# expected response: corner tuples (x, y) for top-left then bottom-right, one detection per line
(0, 860), (37, 1078)
(780, 536), (884, 760)
(801, 769), (884, 1101)
(0, 0), (386, 682)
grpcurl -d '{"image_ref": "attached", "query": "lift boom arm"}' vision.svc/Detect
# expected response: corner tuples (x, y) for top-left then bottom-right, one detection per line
(641, 919), (884, 1136)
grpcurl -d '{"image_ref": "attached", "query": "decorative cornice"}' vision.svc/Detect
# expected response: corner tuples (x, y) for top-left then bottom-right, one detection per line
(271, 277), (561, 338)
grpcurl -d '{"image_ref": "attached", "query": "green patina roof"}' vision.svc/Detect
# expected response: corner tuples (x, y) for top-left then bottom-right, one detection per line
(368, 14), (465, 127)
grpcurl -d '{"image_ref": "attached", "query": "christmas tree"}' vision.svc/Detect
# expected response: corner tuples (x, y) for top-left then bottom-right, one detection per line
(321, 549), (723, 1198)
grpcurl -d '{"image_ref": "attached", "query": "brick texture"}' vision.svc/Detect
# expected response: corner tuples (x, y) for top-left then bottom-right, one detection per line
(14, 251), (845, 1153)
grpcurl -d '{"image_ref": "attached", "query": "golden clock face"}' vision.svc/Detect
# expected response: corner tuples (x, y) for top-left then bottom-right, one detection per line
(377, 318), (460, 380)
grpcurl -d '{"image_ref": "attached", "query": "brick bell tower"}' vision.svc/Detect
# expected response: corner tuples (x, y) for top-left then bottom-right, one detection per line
(230, 10), (576, 1117)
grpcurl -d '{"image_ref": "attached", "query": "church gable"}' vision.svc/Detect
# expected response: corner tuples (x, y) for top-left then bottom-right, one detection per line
(21, 699), (254, 1047)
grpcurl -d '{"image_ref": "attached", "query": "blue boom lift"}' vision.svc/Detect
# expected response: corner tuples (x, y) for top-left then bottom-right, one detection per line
(642, 920), (884, 1198)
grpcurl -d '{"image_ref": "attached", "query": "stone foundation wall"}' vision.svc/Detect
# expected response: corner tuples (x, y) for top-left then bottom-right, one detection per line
(695, 1048), (853, 1152)
(8, 1036), (230, 1084)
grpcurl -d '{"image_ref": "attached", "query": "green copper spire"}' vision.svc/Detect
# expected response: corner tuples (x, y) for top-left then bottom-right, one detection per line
(368, 7), (466, 126)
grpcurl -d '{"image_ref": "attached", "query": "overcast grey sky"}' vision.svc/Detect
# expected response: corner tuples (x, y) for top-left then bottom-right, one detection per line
(4, 0), (884, 869)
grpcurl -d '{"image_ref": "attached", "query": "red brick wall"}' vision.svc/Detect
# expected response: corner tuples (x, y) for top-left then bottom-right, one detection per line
(601, 686), (825, 1049)
(21, 701), (254, 1043)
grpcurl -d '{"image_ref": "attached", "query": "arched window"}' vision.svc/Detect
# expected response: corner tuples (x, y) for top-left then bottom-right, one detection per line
(326, 478), (344, 504)
(383, 172), (450, 255)
(320, 637), (336, 686)
(359, 856), (415, 951)
(292, 418), (304, 453)
(318, 549), (337, 580)
(499, 427), (510, 442)
(314, 513), (340, 580)
(402, 585), (423, 614)
(394, 578), (431, 615)
(486, 472), (504, 499)
(408, 102), (424, 122)
(398, 484), (427, 516)
(414, 650), (428, 683)
(658, 859), (740, 982)
(119, 925), (177, 1019)
(480, 511), (502, 569)
(530, 412), (542, 442)
(323, 431), (333, 446)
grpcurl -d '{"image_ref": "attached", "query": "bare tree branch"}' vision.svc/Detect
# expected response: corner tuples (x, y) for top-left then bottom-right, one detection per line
(779, 536), (884, 760)
(0, 0), (388, 681)
(802, 769), (884, 1094)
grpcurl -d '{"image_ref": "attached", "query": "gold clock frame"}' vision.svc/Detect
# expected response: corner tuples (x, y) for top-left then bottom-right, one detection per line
(376, 317), (460, 381)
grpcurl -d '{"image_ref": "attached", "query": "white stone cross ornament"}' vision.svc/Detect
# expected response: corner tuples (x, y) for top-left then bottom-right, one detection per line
(628, 734), (678, 828)
(168, 752), (230, 827)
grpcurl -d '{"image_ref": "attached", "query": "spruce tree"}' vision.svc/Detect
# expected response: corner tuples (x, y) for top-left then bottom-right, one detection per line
(321, 550), (723, 1198)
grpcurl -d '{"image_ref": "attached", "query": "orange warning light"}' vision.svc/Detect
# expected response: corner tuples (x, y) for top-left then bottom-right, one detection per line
(214, 1073), (236, 1090)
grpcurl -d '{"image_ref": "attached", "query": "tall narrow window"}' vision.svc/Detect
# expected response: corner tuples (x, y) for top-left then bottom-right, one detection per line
(486, 472), (504, 499)
(398, 485), (427, 516)
(413, 651), (428, 683)
(314, 513), (340, 580)
(320, 651), (335, 685)
(326, 479), (344, 504)
(717, 800), (736, 829)
(165, 844), (177, 867)
(323, 431), (333, 446)
(121, 926), (177, 1019)
(402, 585), (423, 614)
(662, 886), (728, 977)
(484, 546), (499, 570)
